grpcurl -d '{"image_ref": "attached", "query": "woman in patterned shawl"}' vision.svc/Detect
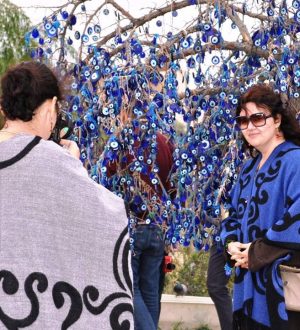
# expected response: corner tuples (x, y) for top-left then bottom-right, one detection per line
(0, 61), (133, 329)
(221, 84), (300, 330)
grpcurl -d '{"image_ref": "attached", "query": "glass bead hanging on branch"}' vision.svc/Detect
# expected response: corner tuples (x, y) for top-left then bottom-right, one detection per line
(25, 0), (300, 250)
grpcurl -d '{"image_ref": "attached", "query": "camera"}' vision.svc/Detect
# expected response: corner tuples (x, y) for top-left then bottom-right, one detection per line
(163, 255), (176, 273)
(50, 110), (74, 144)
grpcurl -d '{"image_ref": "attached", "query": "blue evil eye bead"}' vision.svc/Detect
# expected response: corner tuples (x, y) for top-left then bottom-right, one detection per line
(219, 91), (226, 99)
(280, 6), (287, 15)
(110, 140), (119, 150)
(280, 84), (287, 92)
(201, 33), (209, 43)
(211, 34), (220, 45)
(211, 56), (220, 65)
(80, 150), (87, 160)
(74, 31), (80, 40)
(156, 20), (162, 27)
(44, 22), (52, 30)
(231, 97), (238, 105)
(203, 23), (211, 31)
(36, 47), (44, 57)
(172, 10), (178, 17)
(61, 10), (68, 19)
(294, 91), (300, 98)
(181, 38), (190, 49)
(88, 121), (96, 132)
(293, 0), (300, 9)
(46, 26), (57, 38)
(231, 23), (236, 29)
(267, 7), (274, 16)
(133, 43), (143, 54)
(202, 140), (210, 149)
(280, 65), (287, 72)
(53, 20), (60, 29)
(81, 4), (86, 11)
(71, 82), (78, 90)
(199, 99), (207, 110)
(82, 34), (89, 43)
(295, 10), (300, 23)
(103, 66), (111, 75)
(31, 28), (39, 38)
(224, 263), (232, 276)
(83, 68), (90, 77)
(150, 57), (157, 67)
(39, 38), (44, 45)
(87, 26), (93, 35)
(101, 107), (109, 116)
(181, 152), (188, 160)
(187, 57), (196, 68)
(254, 38), (261, 47)
(288, 56), (297, 65)
(167, 31), (173, 39)
(194, 37), (202, 52)
(94, 24), (101, 33)
(70, 15), (77, 26)
(90, 71), (100, 83)
(103, 8), (110, 15)
(67, 37), (73, 45)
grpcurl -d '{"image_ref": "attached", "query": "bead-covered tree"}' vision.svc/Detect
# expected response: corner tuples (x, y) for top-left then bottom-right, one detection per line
(25, 0), (300, 250)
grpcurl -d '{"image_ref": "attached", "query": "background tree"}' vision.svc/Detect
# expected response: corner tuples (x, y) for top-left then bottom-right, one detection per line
(0, 0), (31, 75)
(25, 0), (300, 249)
(0, 0), (31, 128)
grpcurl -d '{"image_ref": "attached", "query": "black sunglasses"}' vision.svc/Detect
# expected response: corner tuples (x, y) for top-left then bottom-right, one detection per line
(235, 112), (273, 130)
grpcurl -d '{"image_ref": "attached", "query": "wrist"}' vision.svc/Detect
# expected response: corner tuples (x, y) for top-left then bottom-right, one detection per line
(225, 240), (235, 255)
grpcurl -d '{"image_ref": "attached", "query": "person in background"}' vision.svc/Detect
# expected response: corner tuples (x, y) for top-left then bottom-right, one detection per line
(207, 242), (232, 330)
(221, 84), (300, 330)
(0, 61), (133, 329)
(101, 108), (174, 330)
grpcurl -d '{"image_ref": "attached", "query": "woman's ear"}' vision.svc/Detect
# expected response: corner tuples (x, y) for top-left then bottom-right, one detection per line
(50, 96), (58, 115)
(274, 114), (282, 127)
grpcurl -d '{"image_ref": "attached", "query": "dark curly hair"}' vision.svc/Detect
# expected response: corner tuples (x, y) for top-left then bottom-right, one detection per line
(236, 84), (300, 156)
(0, 61), (62, 122)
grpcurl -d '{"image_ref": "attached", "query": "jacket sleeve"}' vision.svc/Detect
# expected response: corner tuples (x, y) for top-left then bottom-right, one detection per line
(248, 238), (291, 272)
(264, 157), (300, 250)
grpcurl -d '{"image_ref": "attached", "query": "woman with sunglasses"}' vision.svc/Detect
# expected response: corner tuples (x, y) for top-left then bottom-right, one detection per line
(0, 61), (133, 328)
(221, 84), (300, 330)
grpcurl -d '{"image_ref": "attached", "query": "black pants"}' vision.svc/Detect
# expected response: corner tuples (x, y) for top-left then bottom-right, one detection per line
(207, 243), (233, 330)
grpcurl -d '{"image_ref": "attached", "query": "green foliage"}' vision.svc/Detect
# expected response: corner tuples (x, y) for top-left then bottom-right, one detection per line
(168, 321), (212, 330)
(0, 0), (31, 75)
(164, 247), (233, 297)
(164, 247), (210, 296)
(194, 325), (211, 330)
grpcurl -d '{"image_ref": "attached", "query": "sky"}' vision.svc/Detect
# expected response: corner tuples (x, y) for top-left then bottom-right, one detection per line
(11, 0), (197, 25)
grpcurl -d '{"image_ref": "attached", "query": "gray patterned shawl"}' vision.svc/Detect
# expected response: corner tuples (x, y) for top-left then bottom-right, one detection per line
(0, 134), (133, 329)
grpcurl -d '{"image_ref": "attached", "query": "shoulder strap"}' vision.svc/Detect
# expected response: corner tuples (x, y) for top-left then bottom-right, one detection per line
(0, 136), (42, 169)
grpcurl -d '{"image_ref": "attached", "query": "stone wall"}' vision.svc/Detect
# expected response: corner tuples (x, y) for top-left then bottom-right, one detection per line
(159, 294), (220, 330)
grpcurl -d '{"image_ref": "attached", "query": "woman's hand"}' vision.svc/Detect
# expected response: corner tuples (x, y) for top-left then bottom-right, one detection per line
(230, 242), (251, 269)
(60, 139), (80, 159)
